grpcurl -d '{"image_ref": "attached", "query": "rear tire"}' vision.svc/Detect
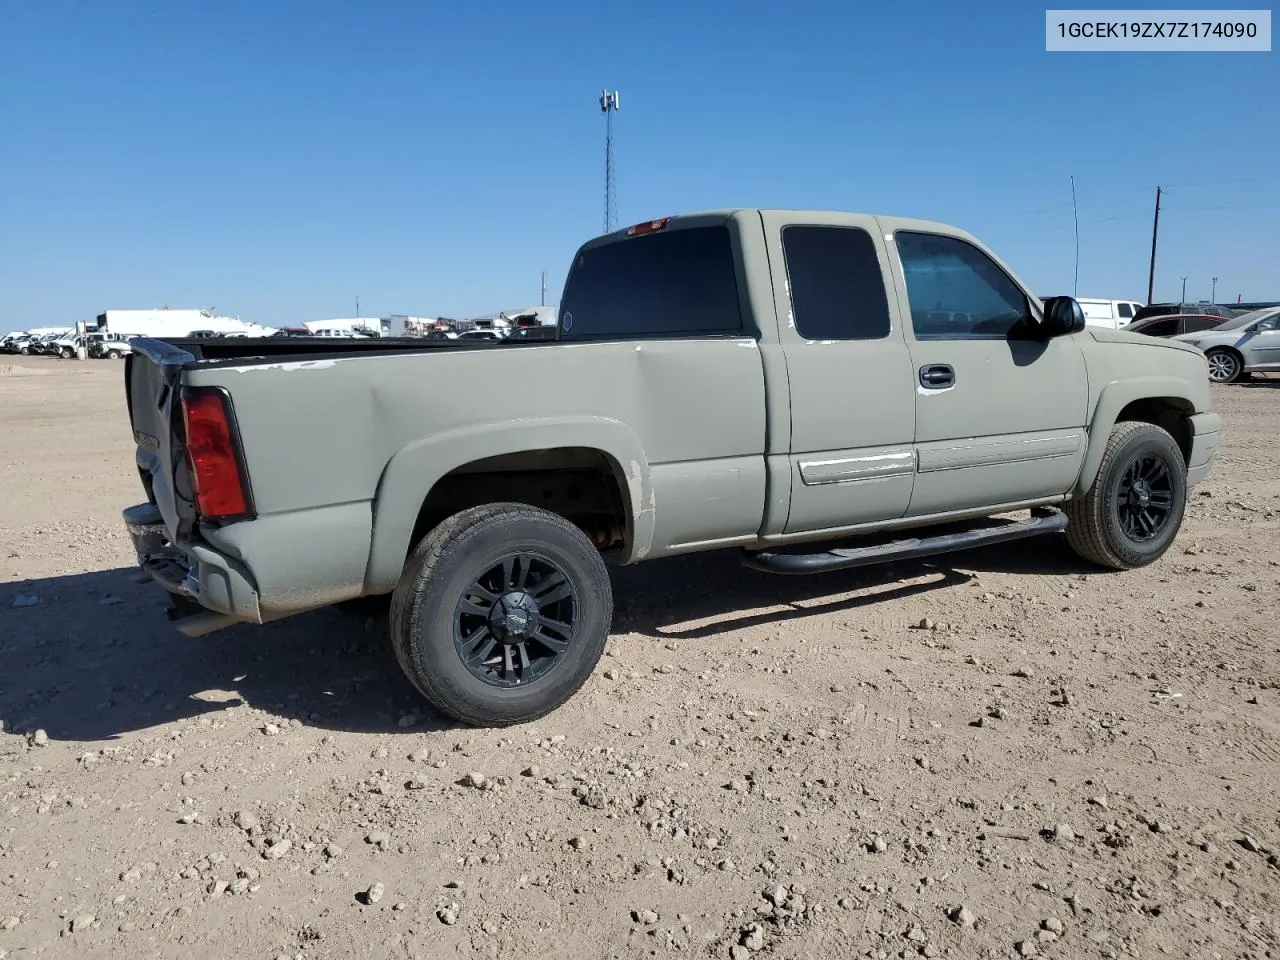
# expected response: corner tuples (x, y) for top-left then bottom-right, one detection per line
(389, 503), (612, 727)
(1065, 421), (1187, 570)
(106, 350), (121, 360)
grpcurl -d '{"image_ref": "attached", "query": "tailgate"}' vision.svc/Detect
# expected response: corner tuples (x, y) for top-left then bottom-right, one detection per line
(125, 338), (199, 543)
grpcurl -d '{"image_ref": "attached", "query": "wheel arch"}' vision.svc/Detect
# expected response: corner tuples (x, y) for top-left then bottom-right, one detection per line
(1075, 379), (1198, 496)
(363, 417), (654, 594)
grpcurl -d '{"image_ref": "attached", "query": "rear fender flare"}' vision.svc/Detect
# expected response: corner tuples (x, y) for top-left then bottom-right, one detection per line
(1074, 377), (1197, 495)
(363, 416), (653, 593)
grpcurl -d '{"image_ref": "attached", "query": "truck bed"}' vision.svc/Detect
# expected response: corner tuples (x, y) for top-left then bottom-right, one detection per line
(122, 329), (771, 617)
(149, 335), (544, 366)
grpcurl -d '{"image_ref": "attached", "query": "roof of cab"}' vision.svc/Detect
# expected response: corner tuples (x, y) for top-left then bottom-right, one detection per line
(594, 208), (961, 240)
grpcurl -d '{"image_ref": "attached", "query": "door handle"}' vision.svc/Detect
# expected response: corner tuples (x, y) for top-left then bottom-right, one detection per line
(918, 364), (955, 389)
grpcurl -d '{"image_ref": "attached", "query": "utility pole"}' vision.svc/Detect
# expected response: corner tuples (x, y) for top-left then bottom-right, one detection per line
(355, 296), (360, 318)
(1146, 186), (1162, 304)
(1211, 276), (1218, 304)
(541, 271), (547, 307)
(600, 90), (620, 233)
(1180, 276), (1187, 304)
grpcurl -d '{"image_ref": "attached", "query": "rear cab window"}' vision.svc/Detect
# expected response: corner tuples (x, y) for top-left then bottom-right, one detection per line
(1117, 302), (1133, 319)
(558, 225), (743, 340)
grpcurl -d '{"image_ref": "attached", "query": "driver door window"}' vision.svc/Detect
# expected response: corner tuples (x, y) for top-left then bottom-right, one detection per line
(894, 232), (1034, 340)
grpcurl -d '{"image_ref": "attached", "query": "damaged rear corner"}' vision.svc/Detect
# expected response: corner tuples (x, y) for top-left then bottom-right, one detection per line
(124, 501), (262, 638)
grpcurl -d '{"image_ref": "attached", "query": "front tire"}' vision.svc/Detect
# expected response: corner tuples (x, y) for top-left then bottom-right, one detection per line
(1065, 421), (1187, 570)
(1205, 348), (1244, 383)
(389, 503), (612, 727)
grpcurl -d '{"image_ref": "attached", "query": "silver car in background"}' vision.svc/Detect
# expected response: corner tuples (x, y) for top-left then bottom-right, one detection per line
(1172, 307), (1280, 383)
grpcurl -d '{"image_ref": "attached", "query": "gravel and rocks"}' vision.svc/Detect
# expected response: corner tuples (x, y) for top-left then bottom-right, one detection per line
(1, 359), (1278, 958)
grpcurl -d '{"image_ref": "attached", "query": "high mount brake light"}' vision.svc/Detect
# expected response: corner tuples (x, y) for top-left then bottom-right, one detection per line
(181, 388), (252, 520)
(625, 217), (671, 237)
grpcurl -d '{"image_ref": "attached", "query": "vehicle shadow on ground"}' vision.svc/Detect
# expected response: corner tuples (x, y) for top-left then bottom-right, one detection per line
(0, 536), (1093, 743)
(612, 532), (1098, 640)
(0, 569), (435, 744)
(1241, 375), (1280, 389)
(612, 553), (972, 641)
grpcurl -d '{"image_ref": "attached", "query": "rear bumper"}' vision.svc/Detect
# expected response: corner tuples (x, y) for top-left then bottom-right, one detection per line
(1185, 411), (1222, 488)
(124, 499), (372, 636)
(124, 502), (262, 637)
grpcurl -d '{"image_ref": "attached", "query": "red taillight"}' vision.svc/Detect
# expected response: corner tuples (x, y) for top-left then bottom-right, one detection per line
(181, 389), (251, 519)
(625, 217), (670, 237)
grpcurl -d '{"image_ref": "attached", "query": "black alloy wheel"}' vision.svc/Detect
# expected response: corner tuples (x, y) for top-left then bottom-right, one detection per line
(1112, 453), (1177, 543)
(1064, 421), (1187, 570)
(390, 503), (612, 727)
(452, 551), (577, 688)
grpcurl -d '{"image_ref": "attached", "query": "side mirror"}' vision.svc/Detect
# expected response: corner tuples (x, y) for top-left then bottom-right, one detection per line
(1040, 296), (1086, 338)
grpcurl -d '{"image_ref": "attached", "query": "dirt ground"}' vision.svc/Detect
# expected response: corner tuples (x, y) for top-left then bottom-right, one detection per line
(2, 354), (1278, 960)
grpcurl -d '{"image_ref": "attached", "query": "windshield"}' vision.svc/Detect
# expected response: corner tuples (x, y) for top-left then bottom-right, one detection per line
(1211, 307), (1280, 332)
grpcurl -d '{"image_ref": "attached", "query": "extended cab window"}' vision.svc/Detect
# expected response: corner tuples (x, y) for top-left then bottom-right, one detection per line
(781, 225), (891, 340)
(558, 225), (742, 340)
(1117, 302), (1133, 318)
(895, 232), (1033, 340)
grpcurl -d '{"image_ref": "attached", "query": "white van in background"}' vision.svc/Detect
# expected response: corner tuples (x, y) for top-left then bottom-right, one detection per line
(1076, 298), (1145, 329)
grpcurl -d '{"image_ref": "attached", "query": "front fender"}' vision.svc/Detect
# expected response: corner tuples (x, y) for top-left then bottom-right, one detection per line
(1075, 376), (1202, 495)
(362, 416), (654, 593)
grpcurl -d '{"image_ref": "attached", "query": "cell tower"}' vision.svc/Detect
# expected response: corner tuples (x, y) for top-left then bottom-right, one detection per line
(600, 89), (620, 233)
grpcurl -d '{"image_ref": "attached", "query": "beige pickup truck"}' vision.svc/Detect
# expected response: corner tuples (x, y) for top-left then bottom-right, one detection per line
(121, 209), (1222, 726)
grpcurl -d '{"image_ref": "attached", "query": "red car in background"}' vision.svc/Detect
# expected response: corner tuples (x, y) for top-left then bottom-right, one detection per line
(1125, 313), (1228, 338)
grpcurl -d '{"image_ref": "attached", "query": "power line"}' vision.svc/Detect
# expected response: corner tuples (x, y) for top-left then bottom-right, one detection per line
(1161, 175), (1280, 188)
(1089, 211), (1151, 223)
(996, 210), (1150, 240)
(1160, 203), (1280, 212)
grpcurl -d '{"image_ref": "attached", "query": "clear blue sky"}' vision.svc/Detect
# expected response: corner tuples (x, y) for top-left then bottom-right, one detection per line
(1, 0), (1276, 329)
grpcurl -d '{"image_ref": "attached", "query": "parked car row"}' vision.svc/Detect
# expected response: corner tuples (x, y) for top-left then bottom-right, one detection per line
(1, 330), (137, 359)
(1045, 298), (1252, 331)
(423, 325), (558, 343)
(1171, 306), (1280, 383)
(1035, 297), (1275, 384)
(5, 297), (1270, 386)
(2, 330), (80, 356)
(1087, 303), (1279, 383)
